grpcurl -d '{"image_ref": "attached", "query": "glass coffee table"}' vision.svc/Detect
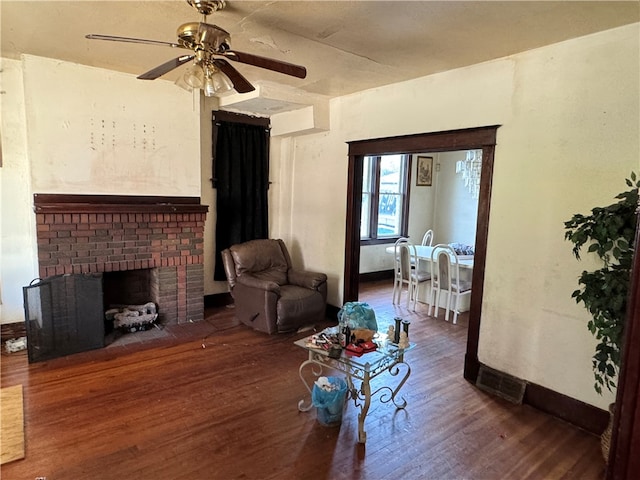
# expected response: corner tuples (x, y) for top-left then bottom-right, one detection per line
(295, 334), (413, 443)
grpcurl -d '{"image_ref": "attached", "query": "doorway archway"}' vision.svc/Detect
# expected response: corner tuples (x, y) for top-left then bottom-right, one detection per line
(344, 126), (499, 381)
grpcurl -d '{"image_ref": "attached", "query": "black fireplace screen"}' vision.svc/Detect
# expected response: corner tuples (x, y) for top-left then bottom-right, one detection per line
(23, 274), (105, 363)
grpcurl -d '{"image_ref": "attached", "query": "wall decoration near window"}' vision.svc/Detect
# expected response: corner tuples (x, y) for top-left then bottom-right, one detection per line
(455, 149), (482, 199)
(416, 156), (433, 186)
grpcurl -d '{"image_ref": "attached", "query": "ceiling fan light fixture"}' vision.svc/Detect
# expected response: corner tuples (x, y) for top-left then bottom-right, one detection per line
(184, 64), (205, 88)
(203, 66), (234, 96)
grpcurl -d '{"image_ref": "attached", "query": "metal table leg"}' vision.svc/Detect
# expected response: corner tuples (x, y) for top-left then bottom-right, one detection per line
(348, 360), (411, 443)
(297, 356), (324, 412)
(356, 370), (371, 443)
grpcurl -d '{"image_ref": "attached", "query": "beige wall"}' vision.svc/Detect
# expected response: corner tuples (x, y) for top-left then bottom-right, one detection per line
(275, 23), (639, 408)
(0, 58), (37, 324)
(407, 153), (437, 245)
(433, 151), (479, 247)
(23, 56), (201, 195)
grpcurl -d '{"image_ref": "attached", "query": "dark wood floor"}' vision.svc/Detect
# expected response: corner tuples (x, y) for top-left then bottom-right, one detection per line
(1, 280), (605, 479)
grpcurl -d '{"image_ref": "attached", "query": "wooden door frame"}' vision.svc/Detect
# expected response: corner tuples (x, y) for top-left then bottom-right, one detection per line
(607, 212), (640, 478)
(344, 126), (499, 381)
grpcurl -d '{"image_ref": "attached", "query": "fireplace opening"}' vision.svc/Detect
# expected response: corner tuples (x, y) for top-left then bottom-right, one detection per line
(103, 269), (155, 308)
(103, 269), (160, 336)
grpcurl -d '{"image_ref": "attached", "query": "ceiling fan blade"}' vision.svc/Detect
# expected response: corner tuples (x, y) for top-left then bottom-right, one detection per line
(86, 34), (184, 49)
(212, 59), (255, 93)
(221, 50), (307, 79)
(137, 55), (194, 80)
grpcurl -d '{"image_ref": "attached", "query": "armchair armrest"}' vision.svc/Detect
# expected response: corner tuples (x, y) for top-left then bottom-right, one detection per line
(236, 274), (281, 294)
(288, 269), (328, 290)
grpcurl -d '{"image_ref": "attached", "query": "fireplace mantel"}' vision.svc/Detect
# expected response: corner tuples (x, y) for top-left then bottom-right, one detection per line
(33, 194), (209, 214)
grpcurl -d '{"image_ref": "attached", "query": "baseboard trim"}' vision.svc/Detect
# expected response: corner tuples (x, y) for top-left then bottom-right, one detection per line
(524, 381), (609, 436)
(204, 292), (233, 308)
(359, 270), (394, 283)
(326, 304), (340, 323)
(473, 362), (608, 436)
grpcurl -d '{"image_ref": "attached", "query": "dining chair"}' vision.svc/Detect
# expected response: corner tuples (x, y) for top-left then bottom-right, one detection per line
(428, 244), (471, 323)
(392, 237), (410, 304)
(421, 229), (434, 246)
(398, 242), (431, 310)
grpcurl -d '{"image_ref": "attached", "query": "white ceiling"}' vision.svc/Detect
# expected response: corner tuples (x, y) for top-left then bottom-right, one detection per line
(2, 1), (638, 114)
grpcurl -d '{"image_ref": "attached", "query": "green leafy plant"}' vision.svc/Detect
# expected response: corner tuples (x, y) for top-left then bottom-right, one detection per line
(564, 172), (639, 394)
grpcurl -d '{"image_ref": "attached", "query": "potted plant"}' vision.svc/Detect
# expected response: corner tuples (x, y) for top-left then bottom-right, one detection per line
(564, 172), (639, 458)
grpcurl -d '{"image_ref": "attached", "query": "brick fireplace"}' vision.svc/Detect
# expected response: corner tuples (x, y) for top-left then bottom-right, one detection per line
(33, 194), (208, 325)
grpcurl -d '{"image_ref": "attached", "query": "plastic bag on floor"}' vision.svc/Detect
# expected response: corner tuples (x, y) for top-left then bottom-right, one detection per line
(311, 376), (348, 426)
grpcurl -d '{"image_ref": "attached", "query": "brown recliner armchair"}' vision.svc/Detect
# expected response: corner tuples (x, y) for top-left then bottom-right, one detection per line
(221, 239), (328, 334)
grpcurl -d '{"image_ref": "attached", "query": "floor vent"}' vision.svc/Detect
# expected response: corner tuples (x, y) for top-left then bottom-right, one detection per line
(476, 365), (527, 404)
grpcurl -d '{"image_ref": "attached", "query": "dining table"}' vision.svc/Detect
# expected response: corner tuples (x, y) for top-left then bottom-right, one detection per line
(384, 244), (474, 269)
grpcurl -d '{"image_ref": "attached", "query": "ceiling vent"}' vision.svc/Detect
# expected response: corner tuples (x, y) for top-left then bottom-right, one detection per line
(476, 365), (527, 404)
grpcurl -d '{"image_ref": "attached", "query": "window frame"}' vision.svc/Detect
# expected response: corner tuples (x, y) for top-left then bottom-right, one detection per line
(360, 154), (411, 246)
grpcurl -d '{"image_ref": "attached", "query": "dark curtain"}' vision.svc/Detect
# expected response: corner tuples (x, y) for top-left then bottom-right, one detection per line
(213, 119), (269, 280)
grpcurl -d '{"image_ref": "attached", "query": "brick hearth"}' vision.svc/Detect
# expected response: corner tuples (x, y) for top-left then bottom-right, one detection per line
(33, 194), (208, 325)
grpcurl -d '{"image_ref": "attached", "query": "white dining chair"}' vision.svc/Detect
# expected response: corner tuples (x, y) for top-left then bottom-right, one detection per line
(392, 237), (410, 304)
(421, 229), (434, 246)
(398, 242), (431, 310)
(428, 244), (471, 323)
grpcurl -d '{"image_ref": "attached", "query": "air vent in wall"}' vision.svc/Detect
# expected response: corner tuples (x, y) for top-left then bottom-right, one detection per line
(476, 365), (527, 404)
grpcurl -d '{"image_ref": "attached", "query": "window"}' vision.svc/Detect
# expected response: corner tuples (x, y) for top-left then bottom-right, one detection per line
(360, 154), (410, 243)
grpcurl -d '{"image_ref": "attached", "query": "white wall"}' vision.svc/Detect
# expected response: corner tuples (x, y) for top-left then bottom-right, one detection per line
(0, 58), (37, 324)
(407, 153), (436, 245)
(22, 56), (201, 195)
(479, 25), (639, 409)
(433, 151), (479, 246)
(278, 24), (639, 409)
(0, 55), (201, 323)
(200, 97), (226, 296)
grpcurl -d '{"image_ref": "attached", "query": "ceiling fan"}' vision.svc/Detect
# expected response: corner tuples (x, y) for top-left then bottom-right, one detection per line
(85, 0), (307, 96)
